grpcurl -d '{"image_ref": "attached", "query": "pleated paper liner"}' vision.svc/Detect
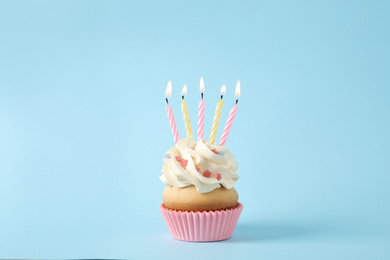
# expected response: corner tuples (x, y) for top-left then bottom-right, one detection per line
(160, 202), (243, 242)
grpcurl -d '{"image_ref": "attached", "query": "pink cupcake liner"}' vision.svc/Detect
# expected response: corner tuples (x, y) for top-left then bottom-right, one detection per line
(160, 202), (243, 242)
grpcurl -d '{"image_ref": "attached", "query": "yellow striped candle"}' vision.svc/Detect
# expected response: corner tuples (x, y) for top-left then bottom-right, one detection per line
(181, 85), (193, 138)
(209, 85), (226, 144)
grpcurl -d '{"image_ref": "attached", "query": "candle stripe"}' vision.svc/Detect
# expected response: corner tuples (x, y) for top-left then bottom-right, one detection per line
(181, 101), (192, 138)
(209, 101), (223, 144)
(198, 101), (205, 141)
(219, 105), (237, 146)
(167, 105), (179, 144)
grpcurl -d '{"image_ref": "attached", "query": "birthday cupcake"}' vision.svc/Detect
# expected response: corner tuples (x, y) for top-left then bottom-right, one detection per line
(159, 137), (243, 242)
(159, 79), (243, 242)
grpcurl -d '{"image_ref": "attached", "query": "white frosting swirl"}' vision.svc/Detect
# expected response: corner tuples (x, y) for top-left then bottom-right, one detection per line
(159, 137), (239, 193)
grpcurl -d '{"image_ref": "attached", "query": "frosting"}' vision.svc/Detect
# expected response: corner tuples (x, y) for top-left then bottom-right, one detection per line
(159, 137), (239, 193)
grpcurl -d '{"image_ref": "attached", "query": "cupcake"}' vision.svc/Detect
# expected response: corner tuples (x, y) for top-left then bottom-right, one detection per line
(159, 137), (243, 242)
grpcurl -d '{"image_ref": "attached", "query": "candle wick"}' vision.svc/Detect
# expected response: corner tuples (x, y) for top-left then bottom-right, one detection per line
(182, 96), (184, 100)
(166, 98), (169, 104)
(221, 95), (223, 100)
(201, 92), (203, 100)
(236, 99), (238, 105)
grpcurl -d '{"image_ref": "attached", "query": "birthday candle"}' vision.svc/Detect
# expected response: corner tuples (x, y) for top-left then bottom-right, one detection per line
(209, 85), (226, 144)
(165, 81), (179, 144)
(198, 77), (205, 141)
(219, 81), (241, 146)
(181, 85), (193, 138)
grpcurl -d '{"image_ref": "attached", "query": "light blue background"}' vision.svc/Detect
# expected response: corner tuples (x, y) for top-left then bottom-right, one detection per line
(0, 0), (389, 259)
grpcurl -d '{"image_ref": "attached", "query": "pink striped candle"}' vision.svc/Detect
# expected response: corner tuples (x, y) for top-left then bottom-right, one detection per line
(166, 105), (179, 144)
(219, 105), (237, 146)
(165, 81), (180, 144)
(219, 80), (241, 146)
(198, 77), (205, 141)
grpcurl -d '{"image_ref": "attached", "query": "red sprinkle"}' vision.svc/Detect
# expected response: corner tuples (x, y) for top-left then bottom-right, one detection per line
(203, 170), (212, 178)
(211, 148), (218, 154)
(180, 159), (188, 167)
(216, 173), (222, 180)
(195, 165), (201, 173)
(175, 156), (182, 162)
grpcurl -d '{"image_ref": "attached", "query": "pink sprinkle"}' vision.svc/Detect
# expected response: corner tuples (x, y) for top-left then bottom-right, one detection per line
(196, 165), (201, 173)
(203, 170), (212, 178)
(180, 159), (188, 168)
(175, 156), (182, 162)
(211, 148), (218, 154)
(216, 173), (222, 180)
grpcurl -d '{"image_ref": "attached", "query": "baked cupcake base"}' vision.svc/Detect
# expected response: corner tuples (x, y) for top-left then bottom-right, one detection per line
(163, 185), (239, 211)
(160, 202), (243, 242)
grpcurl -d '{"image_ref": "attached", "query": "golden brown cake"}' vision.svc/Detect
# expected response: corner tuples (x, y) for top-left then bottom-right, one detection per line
(163, 185), (238, 211)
